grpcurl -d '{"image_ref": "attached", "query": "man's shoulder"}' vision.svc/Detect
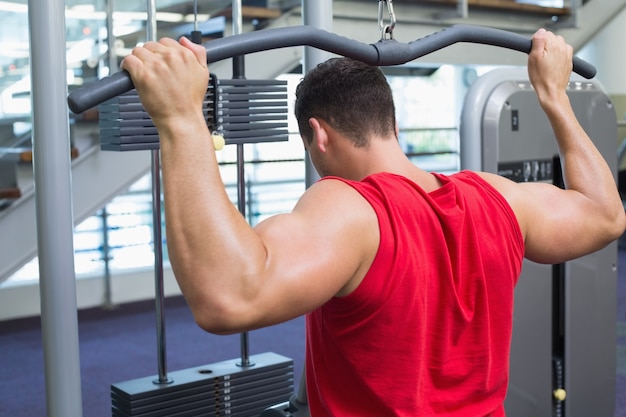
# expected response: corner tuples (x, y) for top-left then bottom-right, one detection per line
(298, 177), (375, 214)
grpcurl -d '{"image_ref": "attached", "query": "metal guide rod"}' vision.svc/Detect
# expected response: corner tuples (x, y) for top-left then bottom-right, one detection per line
(237, 144), (252, 367)
(231, 0), (254, 368)
(101, 208), (114, 309)
(106, 0), (117, 73)
(67, 24), (597, 114)
(191, 0), (202, 44)
(232, 0), (243, 37)
(152, 143), (170, 385)
(146, 0), (157, 42)
(146, 0), (171, 386)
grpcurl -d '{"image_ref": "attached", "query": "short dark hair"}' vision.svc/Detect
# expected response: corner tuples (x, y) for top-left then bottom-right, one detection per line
(294, 57), (397, 147)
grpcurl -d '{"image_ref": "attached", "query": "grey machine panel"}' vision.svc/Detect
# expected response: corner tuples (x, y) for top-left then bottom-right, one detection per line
(460, 68), (618, 417)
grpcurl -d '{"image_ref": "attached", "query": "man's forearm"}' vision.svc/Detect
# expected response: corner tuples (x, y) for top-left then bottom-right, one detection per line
(542, 93), (624, 236)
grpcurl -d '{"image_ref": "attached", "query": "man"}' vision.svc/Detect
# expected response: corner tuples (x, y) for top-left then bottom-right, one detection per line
(121, 29), (625, 416)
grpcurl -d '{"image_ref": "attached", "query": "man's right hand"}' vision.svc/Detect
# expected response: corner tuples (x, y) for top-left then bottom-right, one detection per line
(120, 36), (209, 130)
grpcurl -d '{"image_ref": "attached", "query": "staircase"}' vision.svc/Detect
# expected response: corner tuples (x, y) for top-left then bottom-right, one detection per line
(0, 118), (152, 282)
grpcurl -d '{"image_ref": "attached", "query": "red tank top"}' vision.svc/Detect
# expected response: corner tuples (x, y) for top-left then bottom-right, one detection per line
(306, 171), (524, 416)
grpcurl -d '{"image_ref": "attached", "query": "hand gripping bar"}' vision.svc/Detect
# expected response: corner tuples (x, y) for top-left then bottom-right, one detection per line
(67, 24), (596, 114)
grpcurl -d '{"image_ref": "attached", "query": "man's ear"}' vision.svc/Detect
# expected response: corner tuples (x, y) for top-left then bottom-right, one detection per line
(309, 117), (329, 153)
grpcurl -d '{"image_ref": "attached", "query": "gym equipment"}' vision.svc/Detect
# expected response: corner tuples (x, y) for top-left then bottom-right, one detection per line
(98, 76), (288, 151)
(106, 2), (294, 416)
(260, 368), (309, 417)
(112, 352), (294, 417)
(67, 24), (596, 115)
(460, 67), (618, 417)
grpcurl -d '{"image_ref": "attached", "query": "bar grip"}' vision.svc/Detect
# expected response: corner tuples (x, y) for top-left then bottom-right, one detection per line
(68, 70), (134, 114)
(404, 24), (594, 79)
(67, 24), (596, 114)
(409, 24), (597, 79)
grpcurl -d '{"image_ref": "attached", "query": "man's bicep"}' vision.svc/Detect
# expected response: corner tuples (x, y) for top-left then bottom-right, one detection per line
(518, 182), (607, 264)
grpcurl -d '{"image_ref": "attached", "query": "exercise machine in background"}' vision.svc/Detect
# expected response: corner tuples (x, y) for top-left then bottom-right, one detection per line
(461, 67), (618, 417)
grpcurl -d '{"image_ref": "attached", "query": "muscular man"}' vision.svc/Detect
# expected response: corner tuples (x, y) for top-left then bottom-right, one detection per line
(121, 29), (625, 416)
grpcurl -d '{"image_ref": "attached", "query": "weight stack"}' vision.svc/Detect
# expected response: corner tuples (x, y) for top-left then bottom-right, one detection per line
(98, 77), (289, 151)
(214, 79), (288, 145)
(111, 352), (293, 417)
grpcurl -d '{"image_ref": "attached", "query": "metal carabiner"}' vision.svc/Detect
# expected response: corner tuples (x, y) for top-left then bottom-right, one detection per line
(378, 0), (397, 40)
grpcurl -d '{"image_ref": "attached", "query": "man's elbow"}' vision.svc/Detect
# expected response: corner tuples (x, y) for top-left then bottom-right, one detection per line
(196, 318), (242, 336)
(607, 207), (626, 243)
(594, 204), (626, 249)
(188, 299), (254, 336)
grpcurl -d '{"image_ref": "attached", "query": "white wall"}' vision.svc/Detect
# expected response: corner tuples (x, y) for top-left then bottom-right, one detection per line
(0, 266), (182, 321)
(579, 7), (626, 96)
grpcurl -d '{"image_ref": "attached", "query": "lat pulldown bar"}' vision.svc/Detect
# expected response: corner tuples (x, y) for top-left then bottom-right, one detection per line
(67, 24), (596, 114)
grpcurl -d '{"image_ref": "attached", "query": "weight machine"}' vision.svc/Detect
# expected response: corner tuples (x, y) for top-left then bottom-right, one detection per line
(460, 67), (618, 417)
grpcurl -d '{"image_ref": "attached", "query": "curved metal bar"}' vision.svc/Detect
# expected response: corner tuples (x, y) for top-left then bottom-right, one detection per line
(67, 24), (596, 114)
